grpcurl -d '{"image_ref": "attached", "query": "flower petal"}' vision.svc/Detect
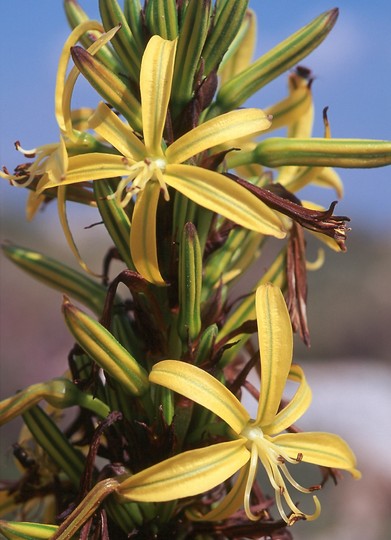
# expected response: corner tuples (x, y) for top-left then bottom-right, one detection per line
(187, 464), (249, 522)
(88, 102), (146, 161)
(141, 36), (177, 155)
(150, 360), (250, 433)
(166, 109), (271, 165)
(264, 364), (312, 436)
(130, 181), (166, 285)
(164, 164), (285, 237)
(255, 284), (293, 426)
(118, 440), (249, 502)
(273, 432), (361, 478)
(41, 153), (131, 191)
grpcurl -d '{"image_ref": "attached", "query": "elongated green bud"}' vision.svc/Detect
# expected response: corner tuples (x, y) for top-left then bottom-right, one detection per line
(124, 0), (144, 53)
(0, 520), (58, 540)
(71, 46), (141, 131)
(171, 0), (211, 114)
(93, 180), (135, 270)
(195, 324), (218, 365)
(64, 0), (121, 71)
(251, 137), (391, 168)
(145, 0), (178, 39)
(2, 244), (107, 315)
(63, 298), (149, 396)
(210, 8), (338, 116)
(201, 0), (248, 76)
(178, 223), (202, 342)
(0, 378), (109, 426)
(23, 405), (85, 486)
(99, 0), (141, 79)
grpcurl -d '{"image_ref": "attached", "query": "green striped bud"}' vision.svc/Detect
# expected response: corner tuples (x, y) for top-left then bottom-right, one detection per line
(99, 0), (141, 79)
(23, 405), (85, 486)
(63, 298), (149, 396)
(178, 223), (202, 342)
(195, 324), (218, 365)
(171, 0), (211, 115)
(71, 46), (141, 132)
(0, 378), (109, 427)
(93, 180), (135, 270)
(210, 8), (338, 116)
(124, 0), (145, 53)
(252, 137), (391, 168)
(201, 0), (248, 76)
(64, 0), (121, 72)
(2, 244), (107, 315)
(145, 0), (178, 40)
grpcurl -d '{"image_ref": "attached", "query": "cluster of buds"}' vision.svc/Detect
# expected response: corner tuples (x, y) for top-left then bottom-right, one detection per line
(1, 1), (390, 539)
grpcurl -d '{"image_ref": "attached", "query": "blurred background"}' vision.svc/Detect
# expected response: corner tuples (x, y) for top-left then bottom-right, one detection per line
(1, 1), (390, 539)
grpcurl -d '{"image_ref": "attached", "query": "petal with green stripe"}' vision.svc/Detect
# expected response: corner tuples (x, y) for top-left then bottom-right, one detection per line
(118, 440), (249, 501)
(150, 360), (250, 433)
(164, 164), (285, 237)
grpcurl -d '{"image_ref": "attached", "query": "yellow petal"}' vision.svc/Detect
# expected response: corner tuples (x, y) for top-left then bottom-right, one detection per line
(57, 185), (101, 277)
(164, 164), (285, 237)
(41, 153), (131, 191)
(55, 20), (105, 135)
(118, 440), (249, 502)
(89, 102), (146, 161)
(141, 36), (177, 155)
(255, 283), (293, 426)
(264, 364), (312, 435)
(166, 109), (271, 165)
(273, 432), (361, 478)
(187, 463), (249, 521)
(130, 182), (166, 285)
(150, 360), (250, 433)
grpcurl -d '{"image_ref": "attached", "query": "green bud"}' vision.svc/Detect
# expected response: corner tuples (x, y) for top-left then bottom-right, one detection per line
(124, 0), (145, 53)
(64, 0), (121, 72)
(71, 46), (141, 132)
(23, 405), (85, 486)
(99, 0), (141, 80)
(93, 180), (135, 270)
(201, 0), (248, 76)
(195, 324), (218, 365)
(251, 137), (391, 168)
(210, 8), (339, 116)
(2, 244), (107, 315)
(145, 0), (178, 40)
(0, 520), (58, 540)
(0, 378), (109, 427)
(171, 0), (211, 115)
(178, 223), (202, 342)
(63, 298), (149, 396)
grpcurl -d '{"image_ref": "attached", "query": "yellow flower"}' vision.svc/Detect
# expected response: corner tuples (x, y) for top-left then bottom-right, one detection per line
(40, 35), (285, 285)
(118, 283), (360, 525)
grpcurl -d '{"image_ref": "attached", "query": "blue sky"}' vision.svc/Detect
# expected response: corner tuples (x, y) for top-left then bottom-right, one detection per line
(1, 1), (390, 235)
